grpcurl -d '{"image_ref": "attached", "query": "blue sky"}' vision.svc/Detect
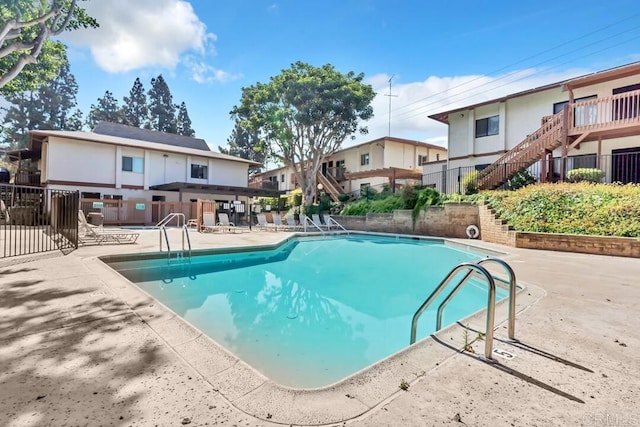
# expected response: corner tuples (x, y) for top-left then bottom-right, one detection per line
(59, 0), (640, 152)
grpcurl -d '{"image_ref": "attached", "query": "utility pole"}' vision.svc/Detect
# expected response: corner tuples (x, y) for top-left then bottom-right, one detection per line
(384, 74), (398, 136)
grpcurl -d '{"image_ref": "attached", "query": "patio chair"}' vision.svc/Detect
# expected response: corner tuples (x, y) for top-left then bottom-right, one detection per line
(271, 214), (291, 231)
(200, 211), (218, 232)
(255, 213), (275, 231)
(216, 212), (237, 233)
(77, 210), (139, 245)
(311, 214), (329, 230)
(284, 214), (302, 231)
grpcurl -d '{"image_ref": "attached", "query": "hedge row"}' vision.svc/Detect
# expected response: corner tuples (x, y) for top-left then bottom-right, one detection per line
(486, 183), (640, 237)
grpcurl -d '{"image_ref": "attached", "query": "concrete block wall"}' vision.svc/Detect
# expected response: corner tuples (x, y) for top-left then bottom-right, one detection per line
(516, 232), (640, 258)
(332, 203), (479, 238)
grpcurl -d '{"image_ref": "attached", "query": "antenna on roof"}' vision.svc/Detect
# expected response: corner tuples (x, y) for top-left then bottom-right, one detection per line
(384, 75), (398, 136)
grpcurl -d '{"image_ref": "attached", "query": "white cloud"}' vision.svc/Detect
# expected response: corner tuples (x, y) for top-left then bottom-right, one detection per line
(60, 0), (226, 80)
(351, 67), (593, 148)
(184, 57), (241, 83)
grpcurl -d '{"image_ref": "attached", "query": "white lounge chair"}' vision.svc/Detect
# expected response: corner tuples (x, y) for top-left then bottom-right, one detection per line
(255, 214), (275, 231)
(311, 214), (329, 230)
(78, 211), (139, 245)
(201, 211), (218, 232)
(216, 212), (237, 233)
(271, 214), (290, 231)
(284, 214), (302, 231)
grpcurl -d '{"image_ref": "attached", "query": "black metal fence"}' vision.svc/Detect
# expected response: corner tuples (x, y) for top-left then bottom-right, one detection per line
(422, 153), (640, 195)
(338, 153), (640, 200)
(1, 184), (79, 258)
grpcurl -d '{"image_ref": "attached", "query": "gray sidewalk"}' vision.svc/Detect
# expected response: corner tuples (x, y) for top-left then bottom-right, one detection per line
(0, 230), (638, 426)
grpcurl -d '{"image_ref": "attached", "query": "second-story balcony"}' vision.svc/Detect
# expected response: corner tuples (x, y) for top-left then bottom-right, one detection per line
(248, 179), (279, 191)
(14, 169), (42, 186)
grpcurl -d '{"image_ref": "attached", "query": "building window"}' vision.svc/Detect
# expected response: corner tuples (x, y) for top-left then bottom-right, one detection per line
(280, 174), (285, 183)
(436, 153), (440, 161)
(336, 160), (345, 168)
(81, 192), (100, 199)
(103, 195), (123, 200)
(191, 163), (208, 179)
(418, 155), (429, 165)
(475, 115), (499, 138)
(360, 153), (370, 165)
(553, 95), (598, 126)
(122, 156), (143, 173)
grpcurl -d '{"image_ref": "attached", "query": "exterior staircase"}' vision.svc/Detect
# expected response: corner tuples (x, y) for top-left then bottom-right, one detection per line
(477, 111), (565, 190)
(317, 171), (346, 202)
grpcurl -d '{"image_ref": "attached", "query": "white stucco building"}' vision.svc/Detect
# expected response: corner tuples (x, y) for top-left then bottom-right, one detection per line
(428, 62), (640, 189)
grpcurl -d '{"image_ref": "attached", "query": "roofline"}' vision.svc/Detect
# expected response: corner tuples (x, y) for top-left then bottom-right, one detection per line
(252, 136), (447, 177)
(29, 130), (261, 166)
(428, 61), (640, 124)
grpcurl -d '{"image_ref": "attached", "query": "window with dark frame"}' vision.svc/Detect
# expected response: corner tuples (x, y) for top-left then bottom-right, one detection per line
(418, 155), (429, 165)
(475, 115), (499, 138)
(122, 156), (143, 173)
(191, 163), (208, 179)
(360, 153), (370, 165)
(280, 174), (285, 182)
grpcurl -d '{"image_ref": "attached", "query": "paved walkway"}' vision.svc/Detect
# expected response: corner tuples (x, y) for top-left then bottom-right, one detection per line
(0, 229), (638, 426)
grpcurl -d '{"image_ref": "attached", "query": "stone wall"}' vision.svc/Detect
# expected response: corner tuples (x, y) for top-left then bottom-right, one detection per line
(332, 203), (479, 238)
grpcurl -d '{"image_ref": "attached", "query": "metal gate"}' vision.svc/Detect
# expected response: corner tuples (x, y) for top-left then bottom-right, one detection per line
(0, 184), (79, 258)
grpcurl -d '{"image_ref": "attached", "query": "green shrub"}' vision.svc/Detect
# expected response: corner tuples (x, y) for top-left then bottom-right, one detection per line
(412, 187), (442, 223)
(566, 168), (604, 183)
(401, 184), (419, 209)
(337, 193), (350, 203)
(340, 195), (404, 215)
(487, 182), (640, 237)
(461, 171), (479, 195)
(507, 169), (537, 190)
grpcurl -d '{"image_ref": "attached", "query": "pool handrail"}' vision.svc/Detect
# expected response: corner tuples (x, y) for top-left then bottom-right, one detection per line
(476, 257), (517, 340)
(302, 215), (324, 233)
(410, 262), (496, 359)
(159, 223), (192, 264)
(156, 212), (186, 228)
(323, 215), (348, 233)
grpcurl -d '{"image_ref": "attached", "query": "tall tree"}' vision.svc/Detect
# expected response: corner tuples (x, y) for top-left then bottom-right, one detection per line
(37, 58), (80, 129)
(122, 77), (148, 128)
(148, 74), (177, 133)
(230, 62), (375, 206)
(1, 91), (35, 148)
(0, 0), (98, 92)
(86, 90), (122, 129)
(220, 120), (265, 173)
(176, 101), (195, 137)
(2, 50), (82, 147)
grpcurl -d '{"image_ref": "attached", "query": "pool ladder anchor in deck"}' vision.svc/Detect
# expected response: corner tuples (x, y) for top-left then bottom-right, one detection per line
(410, 257), (517, 360)
(158, 213), (192, 264)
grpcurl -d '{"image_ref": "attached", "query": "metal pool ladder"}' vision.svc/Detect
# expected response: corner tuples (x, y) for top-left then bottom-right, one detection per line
(158, 213), (192, 264)
(410, 257), (517, 360)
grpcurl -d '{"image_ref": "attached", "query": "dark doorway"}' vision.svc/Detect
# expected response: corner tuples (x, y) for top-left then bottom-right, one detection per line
(611, 147), (640, 184)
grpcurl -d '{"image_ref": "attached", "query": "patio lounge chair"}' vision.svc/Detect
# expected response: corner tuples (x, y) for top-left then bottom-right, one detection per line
(311, 214), (329, 230)
(201, 211), (218, 232)
(216, 212), (237, 233)
(284, 214), (302, 231)
(255, 213), (275, 231)
(271, 214), (291, 231)
(78, 211), (139, 245)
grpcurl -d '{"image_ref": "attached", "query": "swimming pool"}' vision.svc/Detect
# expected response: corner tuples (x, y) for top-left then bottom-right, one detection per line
(105, 235), (507, 388)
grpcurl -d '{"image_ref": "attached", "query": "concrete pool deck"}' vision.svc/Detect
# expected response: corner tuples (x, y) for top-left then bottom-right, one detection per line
(0, 229), (638, 426)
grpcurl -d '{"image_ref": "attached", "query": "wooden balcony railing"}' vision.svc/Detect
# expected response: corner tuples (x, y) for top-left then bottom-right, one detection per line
(14, 169), (42, 186)
(568, 89), (640, 134)
(248, 180), (279, 190)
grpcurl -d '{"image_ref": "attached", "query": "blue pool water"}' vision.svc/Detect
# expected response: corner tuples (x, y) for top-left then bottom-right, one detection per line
(106, 235), (507, 388)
